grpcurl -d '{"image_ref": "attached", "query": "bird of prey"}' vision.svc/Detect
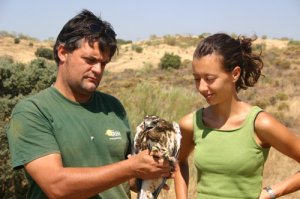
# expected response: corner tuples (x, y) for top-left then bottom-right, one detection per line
(133, 115), (182, 199)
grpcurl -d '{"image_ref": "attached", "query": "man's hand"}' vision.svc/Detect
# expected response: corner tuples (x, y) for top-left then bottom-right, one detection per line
(128, 150), (172, 179)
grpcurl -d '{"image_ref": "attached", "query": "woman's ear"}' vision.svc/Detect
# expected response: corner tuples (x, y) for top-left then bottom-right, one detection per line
(57, 45), (68, 63)
(232, 66), (241, 82)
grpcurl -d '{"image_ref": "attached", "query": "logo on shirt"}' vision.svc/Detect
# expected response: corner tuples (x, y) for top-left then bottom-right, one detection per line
(105, 129), (122, 140)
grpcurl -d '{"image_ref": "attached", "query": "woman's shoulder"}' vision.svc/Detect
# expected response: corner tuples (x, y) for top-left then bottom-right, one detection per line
(254, 110), (276, 131)
(179, 112), (195, 132)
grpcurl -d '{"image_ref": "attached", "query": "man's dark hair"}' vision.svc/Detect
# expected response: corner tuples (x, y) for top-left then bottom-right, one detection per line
(53, 9), (117, 65)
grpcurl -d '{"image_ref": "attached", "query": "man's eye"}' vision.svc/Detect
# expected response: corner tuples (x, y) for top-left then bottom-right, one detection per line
(86, 59), (97, 65)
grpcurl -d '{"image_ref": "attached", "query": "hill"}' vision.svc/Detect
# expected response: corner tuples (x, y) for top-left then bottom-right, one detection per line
(0, 34), (290, 72)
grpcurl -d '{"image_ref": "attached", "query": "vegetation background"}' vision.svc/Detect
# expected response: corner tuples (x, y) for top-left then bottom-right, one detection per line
(0, 31), (299, 198)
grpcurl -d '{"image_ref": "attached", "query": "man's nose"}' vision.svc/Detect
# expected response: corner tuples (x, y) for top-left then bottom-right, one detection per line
(92, 63), (103, 74)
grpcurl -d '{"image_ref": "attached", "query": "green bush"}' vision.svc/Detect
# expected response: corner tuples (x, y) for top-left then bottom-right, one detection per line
(0, 57), (57, 198)
(117, 39), (132, 45)
(131, 45), (143, 53)
(288, 40), (300, 46)
(35, 47), (54, 60)
(14, 38), (20, 44)
(0, 58), (56, 98)
(159, 53), (181, 70)
(163, 35), (176, 46)
(0, 123), (29, 199)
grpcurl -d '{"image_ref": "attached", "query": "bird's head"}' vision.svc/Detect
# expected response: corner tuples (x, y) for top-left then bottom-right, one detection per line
(143, 115), (173, 141)
(144, 115), (160, 130)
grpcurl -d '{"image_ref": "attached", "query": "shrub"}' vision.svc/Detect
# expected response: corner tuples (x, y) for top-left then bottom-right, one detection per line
(277, 102), (289, 111)
(0, 58), (56, 98)
(117, 39), (132, 45)
(254, 99), (269, 109)
(131, 45), (143, 53)
(288, 40), (300, 46)
(0, 123), (29, 199)
(274, 59), (291, 69)
(159, 53), (181, 70)
(35, 47), (54, 60)
(163, 35), (176, 46)
(276, 92), (288, 101)
(253, 43), (266, 53)
(0, 57), (57, 198)
(14, 38), (20, 44)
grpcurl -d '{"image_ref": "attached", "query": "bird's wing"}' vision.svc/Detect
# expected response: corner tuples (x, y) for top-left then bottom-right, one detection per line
(172, 121), (182, 158)
(133, 121), (145, 155)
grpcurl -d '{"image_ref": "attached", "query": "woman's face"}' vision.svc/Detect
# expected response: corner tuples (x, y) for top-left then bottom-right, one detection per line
(192, 53), (237, 105)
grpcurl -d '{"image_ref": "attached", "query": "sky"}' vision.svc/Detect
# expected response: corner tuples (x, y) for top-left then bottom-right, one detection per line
(0, 0), (300, 41)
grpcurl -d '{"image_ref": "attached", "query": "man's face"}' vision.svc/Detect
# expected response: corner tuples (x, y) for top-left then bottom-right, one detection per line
(58, 39), (110, 101)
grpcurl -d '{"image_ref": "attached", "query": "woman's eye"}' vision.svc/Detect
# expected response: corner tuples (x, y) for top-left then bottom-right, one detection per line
(206, 76), (216, 82)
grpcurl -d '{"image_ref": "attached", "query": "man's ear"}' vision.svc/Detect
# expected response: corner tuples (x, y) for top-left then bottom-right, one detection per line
(57, 45), (68, 63)
(232, 66), (241, 82)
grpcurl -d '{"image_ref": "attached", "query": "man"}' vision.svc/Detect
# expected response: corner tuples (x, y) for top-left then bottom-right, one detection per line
(7, 9), (171, 199)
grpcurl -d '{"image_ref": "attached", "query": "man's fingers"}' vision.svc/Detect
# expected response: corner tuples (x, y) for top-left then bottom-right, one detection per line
(162, 183), (170, 191)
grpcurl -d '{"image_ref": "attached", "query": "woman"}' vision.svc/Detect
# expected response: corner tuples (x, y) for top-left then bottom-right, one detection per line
(174, 33), (300, 199)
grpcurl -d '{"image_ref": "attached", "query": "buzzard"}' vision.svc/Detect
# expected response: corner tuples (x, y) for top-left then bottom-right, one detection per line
(133, 115), (182, 199)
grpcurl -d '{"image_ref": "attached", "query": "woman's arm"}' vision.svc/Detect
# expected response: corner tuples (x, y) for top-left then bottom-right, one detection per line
(255, 112), (300, 198)
(259, 171), (300, 199)
(174, 113), (195, 199)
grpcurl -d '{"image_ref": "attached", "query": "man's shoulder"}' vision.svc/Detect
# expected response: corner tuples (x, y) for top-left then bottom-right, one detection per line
(13, 88), (52, 113)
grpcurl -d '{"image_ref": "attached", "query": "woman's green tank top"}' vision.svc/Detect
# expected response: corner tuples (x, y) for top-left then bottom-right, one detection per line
(193, 106), (269, 199)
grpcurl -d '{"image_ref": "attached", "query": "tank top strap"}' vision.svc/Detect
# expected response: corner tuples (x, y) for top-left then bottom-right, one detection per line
(193, 108), (204, 142)
(242, 106), (264, 132)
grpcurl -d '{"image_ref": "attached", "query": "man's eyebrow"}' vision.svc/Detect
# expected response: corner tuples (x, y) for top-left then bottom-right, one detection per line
(82, 55), (110, 64)
(82, 55), (98, 60)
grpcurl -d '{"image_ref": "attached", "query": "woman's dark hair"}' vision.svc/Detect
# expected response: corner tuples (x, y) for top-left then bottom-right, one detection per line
(53, 9), (117, 65)
(193, 33), (263, 92)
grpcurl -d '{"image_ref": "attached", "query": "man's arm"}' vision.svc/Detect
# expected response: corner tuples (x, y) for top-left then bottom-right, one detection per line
(25, 150), (171, 199)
